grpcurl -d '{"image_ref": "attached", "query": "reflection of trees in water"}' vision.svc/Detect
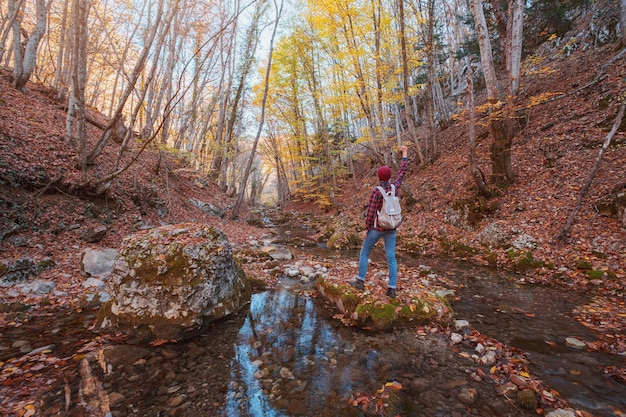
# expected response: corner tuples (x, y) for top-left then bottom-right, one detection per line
(225, 288), (369, 416)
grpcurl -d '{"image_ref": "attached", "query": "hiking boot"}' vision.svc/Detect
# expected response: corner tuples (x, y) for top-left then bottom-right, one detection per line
(349, 279), (365, 291)
(386, 288), (397, 298)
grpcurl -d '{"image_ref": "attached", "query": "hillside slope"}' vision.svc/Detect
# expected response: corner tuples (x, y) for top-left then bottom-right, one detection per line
(0, 68), (268, 300)
(323, 41), (625, 292)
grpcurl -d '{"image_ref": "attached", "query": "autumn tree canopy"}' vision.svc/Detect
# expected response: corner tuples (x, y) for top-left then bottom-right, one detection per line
(0, 0), (621, 206)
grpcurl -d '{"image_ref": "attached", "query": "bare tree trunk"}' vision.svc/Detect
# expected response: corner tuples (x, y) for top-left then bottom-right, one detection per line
(52, 0), (70, 95)
(467, 65), (491, 197)
(231, 0), (283, 219)
(220, 0), (261, 192)
(507, 0), (524, 95)
(12, 0), (48, 91)
(106, 2), (148, 119)
(264, 125), (291, 205)
(57, 4), (73, 102)
(70, 0), (90, 171)
(0, 0), (25, 64)
(113, 5), (172, 171)
(159, 8), (180, 147)
(9, 0), (25, 86)
(621, 0), (626, 46)
(210, 17), (237, 176)
(469, 0), (499, 102)
(557, 104), (625, 245)
(372, 0), (386, 142)
(397, 0), (425, 164)
(470, 0), (516, 186)
(425, 0), (438, 160)
(340, 12), (379, 150)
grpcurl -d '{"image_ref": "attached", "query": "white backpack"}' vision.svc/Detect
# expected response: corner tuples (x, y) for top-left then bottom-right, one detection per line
(375, 185), (402, 229)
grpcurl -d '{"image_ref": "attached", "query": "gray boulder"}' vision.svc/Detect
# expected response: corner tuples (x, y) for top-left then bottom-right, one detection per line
(80, 248), (118, 277)
(97, 223), (250, 341)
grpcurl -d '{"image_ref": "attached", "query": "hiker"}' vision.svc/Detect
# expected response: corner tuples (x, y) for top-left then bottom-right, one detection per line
(350, 145), (409, 298)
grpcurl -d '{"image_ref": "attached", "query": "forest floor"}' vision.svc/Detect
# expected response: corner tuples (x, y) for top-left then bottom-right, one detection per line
(0, 32), (625, 417)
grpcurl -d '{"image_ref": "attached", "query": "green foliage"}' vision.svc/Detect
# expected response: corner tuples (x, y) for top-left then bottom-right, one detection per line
(439, 237), (478, 258)
(586, 269), (604, 280)
(484, 250), (499, 267)
(356, 303), (397, 322)
(505, 249), (545, 272)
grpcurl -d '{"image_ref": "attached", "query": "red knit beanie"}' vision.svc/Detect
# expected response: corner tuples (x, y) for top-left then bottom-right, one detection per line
(377, 166), (392, 181)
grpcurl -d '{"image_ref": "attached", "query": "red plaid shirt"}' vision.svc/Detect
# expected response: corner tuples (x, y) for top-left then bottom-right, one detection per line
(365, 158), (408, 231)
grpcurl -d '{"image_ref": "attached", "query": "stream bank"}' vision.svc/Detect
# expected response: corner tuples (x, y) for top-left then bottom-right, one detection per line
(0, 222), (624, 416)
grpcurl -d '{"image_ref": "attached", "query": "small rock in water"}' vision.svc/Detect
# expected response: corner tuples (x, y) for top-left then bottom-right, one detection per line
(279, 367), (294, 379)
(509, 374), (528, 388)
(454, 320), (470, 330)
(457, 387), (477, 404)
(545, 409), (576, 417)
(564, 337), (586, 349)
(516, 389), (537, 410)
(480, 350), (497, 366)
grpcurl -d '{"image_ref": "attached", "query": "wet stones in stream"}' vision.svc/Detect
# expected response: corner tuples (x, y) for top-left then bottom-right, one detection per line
(32, 316), (534, 416)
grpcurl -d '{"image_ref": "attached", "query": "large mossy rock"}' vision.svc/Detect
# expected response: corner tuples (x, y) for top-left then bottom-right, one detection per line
(97, 223), (251, 341)
(325, 217), (362, 250)
(316, 277), (453, 331)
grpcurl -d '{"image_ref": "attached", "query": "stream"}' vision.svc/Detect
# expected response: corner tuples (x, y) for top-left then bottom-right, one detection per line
(1, 235), (625, 416)
(287, 241), (626, 417)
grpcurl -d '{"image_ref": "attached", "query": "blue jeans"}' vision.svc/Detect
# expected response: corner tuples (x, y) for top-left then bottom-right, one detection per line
(357, 229), (397, 288)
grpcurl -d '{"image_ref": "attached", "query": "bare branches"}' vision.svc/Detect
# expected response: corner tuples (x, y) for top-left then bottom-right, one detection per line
(557, 104), (625, 245)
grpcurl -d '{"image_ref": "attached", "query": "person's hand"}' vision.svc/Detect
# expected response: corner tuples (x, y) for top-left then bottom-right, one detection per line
(400, 145), (408, 158)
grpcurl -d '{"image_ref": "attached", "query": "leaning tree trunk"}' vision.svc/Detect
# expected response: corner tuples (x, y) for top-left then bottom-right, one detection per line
(0, 0), (23, 64)
(557, 104), (625, 245)
(12, 0), (48, 92)
(86, 0), (165, 165)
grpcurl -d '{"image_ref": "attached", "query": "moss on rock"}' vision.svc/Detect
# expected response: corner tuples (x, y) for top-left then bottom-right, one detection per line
(316, 277), (452, 331)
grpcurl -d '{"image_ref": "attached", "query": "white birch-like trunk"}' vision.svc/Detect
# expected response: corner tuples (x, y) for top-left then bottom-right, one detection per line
(507, 0), (524, 95)
(13, 0), (48, 91)
(469, 0), (499, 102)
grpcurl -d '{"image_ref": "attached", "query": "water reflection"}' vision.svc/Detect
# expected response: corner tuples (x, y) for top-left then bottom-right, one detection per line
(225, 284), (359, 416)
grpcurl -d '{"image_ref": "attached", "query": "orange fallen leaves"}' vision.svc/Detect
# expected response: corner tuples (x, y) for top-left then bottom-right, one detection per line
(149, 338), (176, 347)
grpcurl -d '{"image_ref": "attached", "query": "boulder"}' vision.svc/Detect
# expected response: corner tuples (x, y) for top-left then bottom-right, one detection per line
(189, 199), (226, 218)
(80, 248), (117, 277)
(316, 277), (453, 331)
(325, 218), (362, 250)
(97, 223), (251, 341)
(477, 222), (511, 248)
(0, 258), (55, 284)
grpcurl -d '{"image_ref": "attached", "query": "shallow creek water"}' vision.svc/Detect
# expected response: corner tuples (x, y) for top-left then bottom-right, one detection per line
(443, 261), (626, 416)
(294, 243), (626, 417)
(2, 242), (625, 416)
